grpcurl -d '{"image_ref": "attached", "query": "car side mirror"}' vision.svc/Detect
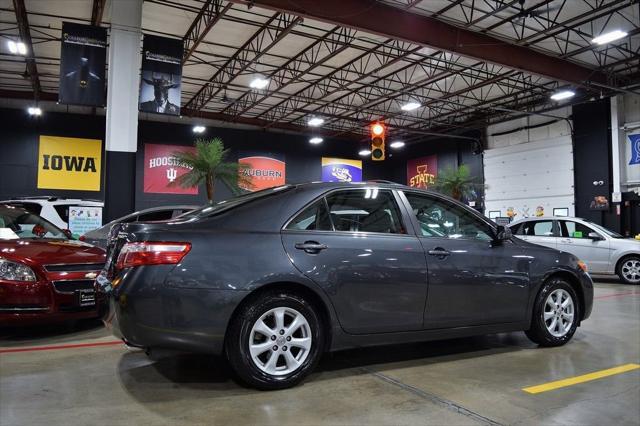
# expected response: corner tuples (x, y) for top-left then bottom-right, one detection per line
(588, 232), (603, 241)
(63, 229), (74, 239)
(495, 225), (512, 241)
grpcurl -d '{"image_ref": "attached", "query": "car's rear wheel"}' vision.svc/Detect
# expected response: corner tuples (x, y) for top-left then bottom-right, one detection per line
(617, 256), (640, 285)
(525, 278), (579, 347)
(225, 290), (324, 390)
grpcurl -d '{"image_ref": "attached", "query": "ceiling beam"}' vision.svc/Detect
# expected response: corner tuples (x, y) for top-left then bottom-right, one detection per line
(12, 0), (41, 100)
(182, 0), (232, 64)
(228, 0), (607, 87)
(91, 0), (107, 26)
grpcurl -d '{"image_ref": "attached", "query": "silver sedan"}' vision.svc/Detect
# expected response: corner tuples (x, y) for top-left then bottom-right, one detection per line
(509, 216), (640, 284)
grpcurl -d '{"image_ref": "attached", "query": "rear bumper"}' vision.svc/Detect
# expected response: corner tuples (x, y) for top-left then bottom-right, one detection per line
(97, 267), (247, 355)
(0, 279), (99, 326)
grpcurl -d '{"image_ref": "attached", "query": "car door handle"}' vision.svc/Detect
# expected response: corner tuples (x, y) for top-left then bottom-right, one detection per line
(428, 248), (450, 258)
(295, 241), (328, 254)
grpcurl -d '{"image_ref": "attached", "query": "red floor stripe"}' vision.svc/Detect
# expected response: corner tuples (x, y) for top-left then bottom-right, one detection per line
(0, 340), (123, 354)
(594, 291), (640, 300)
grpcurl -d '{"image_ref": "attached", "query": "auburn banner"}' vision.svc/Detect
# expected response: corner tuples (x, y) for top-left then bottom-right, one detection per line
(238, 153), (285, 192)
(321, 158), (362, 183)
(59, 22), (107, 106)
(139, 35), (183, 116)
(37, 136), (102, 191)
(143, 144), (198, 194)
(407, 155), (438, 189)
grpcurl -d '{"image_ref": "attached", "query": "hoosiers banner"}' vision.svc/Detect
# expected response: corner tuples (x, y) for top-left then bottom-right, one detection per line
(143, 144), (198, 194)
(37, 136), (102, 191)
(321, 158), (362, 182)
(238, 153), (285, 192)
(407, 155), (438, 189)
(59, 22), (107, 106)
(139, 35), (183, 116)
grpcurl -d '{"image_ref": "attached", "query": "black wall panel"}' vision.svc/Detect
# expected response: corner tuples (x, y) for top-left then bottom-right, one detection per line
(573, 99), (619, 232)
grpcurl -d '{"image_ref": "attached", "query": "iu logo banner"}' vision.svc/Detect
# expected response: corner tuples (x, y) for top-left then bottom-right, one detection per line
(407, 155), (437, 189)
(238, 154), (286, 192)
(321, 158), (362, 182)
(37, 136), (102, 191)
(143, 144), (197, 194)
(629, 134), (640, 165)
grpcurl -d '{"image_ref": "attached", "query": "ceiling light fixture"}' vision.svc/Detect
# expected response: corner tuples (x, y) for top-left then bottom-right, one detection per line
(8, 40), (26, 55)
(592, 30), (628, 45)
(401, 100), (421, 111)
(389, 141), (405, 149)
(192, 125), (206, 133)
(307, 117), (324, 127)
(16, 41), (26, 55)
(309, 137), (323, 144)
(249, 77), (269, 89)
(27, 106), (42, 116)
(550, 90), (575, 101)
(358, 149), (371, 157)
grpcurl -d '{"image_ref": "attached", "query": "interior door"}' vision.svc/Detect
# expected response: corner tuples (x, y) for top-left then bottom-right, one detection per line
(281, 188), (428, 334)
(558, 220), (611, 273)
(401, 191), (530, 329)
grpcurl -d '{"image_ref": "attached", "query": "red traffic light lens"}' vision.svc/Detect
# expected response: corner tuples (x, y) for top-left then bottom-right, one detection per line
(371, 123), (384, 136)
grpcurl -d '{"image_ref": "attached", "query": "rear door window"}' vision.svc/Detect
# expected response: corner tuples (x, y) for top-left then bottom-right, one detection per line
(324, 189), (405, 234)
(286, 200), (333, 231)
(517, 220), (555, 237)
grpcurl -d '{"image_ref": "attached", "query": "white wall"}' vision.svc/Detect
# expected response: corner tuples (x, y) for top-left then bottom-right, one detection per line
(484, 107), (574, 220)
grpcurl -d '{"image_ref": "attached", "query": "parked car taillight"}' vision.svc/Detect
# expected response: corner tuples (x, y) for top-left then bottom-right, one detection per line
(115, 242), (191, 270)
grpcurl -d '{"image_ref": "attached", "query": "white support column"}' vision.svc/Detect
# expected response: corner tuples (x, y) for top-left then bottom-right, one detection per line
(611, 95), (621, 197)
(105, 0), (142, 153)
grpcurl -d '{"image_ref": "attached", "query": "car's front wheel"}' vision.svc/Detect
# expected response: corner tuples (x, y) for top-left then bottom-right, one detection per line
(617, 256), (640, 285)
(225, 290), (324, 390)
(525, 278), (579, 347)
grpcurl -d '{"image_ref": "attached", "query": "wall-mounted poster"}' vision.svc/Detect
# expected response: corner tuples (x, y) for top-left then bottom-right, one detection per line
(59, 22), (107, 106)
(68, 206), (102, 236)
(629, 133), (640, 165)
(407, 155), (437, 189)
(238, 153), (286, 192)
(37, 136), (102, 191)
(143, 143), (198, 194)
(139, 35), (183, 115)
(321, 158), (362, 183)
(589, 195), (610, 211)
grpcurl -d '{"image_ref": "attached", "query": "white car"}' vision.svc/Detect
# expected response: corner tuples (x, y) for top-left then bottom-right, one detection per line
(509, 216), (640, 284)
(0, 197), (104, 230)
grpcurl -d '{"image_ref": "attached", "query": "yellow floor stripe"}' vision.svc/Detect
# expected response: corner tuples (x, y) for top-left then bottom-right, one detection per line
(523, 363), (640, 394)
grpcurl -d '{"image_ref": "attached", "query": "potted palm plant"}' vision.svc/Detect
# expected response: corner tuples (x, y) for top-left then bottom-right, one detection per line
(170, 138), (252, 203)
(432, 164), (483, 201)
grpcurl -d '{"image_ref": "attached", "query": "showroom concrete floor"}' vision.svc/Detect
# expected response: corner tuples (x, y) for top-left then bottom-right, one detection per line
(1, 280), (638, 426)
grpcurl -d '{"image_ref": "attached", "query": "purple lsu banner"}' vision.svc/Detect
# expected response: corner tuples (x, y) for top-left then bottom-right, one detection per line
(321, 158), (362, 183)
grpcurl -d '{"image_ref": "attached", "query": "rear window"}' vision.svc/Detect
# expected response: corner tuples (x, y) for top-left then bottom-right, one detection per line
(137, 210), (175, 222)
(184, 185), (293, 218)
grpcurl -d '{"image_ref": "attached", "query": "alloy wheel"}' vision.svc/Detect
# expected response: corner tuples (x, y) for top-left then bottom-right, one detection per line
(543, 289), (575, 338)
(621, 259), (640, 283)
(248, 307), (312, 376)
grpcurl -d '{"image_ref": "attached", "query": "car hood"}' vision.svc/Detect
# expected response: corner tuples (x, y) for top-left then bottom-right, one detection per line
(611, 237), (640, 249)
(0, 239), (106, 265)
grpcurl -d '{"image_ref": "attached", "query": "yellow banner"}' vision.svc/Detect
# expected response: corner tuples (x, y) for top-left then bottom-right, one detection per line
(37, 135), (102, 191)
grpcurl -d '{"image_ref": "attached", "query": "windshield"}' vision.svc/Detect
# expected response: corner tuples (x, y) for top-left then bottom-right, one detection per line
(0, 206), (67, 240)
(586, 221), (624, 238)
(182, 185), (294, 219)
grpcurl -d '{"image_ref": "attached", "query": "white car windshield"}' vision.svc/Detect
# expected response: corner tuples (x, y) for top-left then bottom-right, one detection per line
(586, 221), (623, 238)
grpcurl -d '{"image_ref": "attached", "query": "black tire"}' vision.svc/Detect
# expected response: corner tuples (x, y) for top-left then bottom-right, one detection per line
(616, 255), (640, 285)
(525, 278), (580, 347)
(225, 290), (325, 390)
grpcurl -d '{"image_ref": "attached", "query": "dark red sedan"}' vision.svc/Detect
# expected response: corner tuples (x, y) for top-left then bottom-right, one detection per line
(0, 204), (106, 326)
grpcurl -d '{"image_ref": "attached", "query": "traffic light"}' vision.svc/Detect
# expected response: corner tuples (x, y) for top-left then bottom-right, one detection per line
(370, 122), (385, 161)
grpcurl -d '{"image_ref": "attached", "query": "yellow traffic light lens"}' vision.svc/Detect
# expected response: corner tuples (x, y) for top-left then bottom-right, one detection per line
(371, 123), (384, 136)
(372, 136), (383, 147)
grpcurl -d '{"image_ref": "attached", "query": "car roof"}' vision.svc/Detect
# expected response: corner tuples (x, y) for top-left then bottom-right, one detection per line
(510, 216), (585, 224)
(130, 205), (200, 215)
(0, 197), (103, 206)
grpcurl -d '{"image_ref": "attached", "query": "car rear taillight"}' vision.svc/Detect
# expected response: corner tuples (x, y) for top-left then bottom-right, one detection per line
(115, 242), (191, 270)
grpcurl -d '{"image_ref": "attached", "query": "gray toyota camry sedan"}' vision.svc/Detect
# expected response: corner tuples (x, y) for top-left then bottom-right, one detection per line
(97, 182), (593, 390)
